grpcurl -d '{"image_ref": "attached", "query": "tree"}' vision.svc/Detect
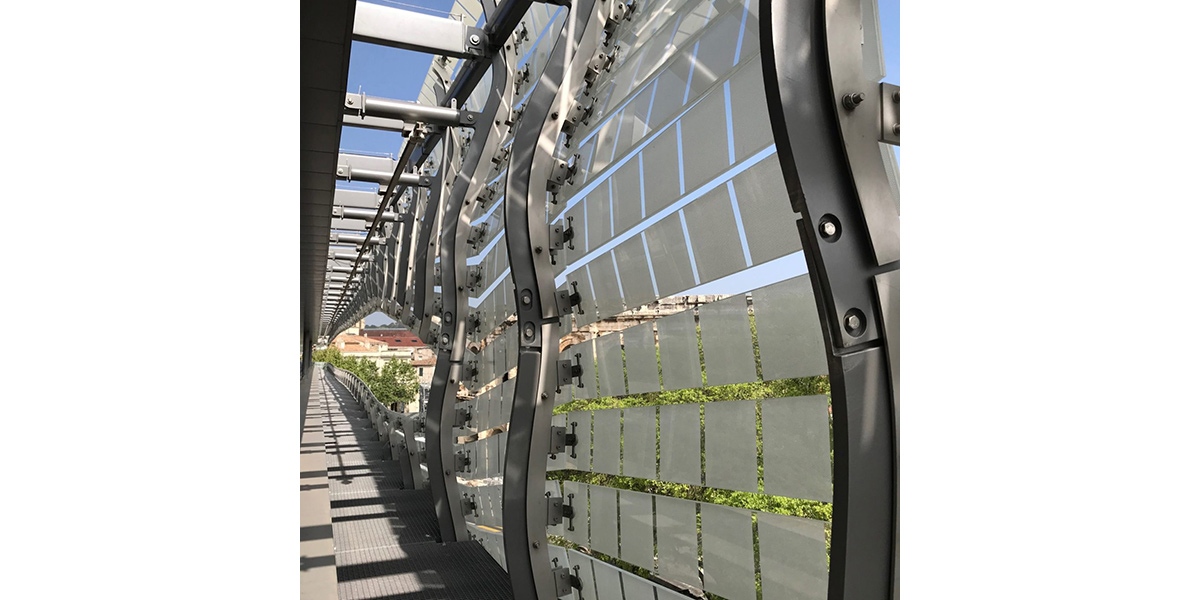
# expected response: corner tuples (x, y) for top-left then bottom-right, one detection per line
(313, 347), (419, 408)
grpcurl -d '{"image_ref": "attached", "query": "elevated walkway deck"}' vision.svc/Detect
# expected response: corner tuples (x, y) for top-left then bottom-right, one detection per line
(314, 369), (514, 600)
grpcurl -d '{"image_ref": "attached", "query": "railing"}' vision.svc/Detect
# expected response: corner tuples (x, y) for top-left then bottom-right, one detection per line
(327, 364), (429, 489)
(321, 0), (898, 598)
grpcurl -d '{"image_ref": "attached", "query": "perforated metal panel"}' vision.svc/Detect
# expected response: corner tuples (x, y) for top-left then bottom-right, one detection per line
(621, 322), (661, 394)
(618, 490), (655, 571)
(761, 396), (832, 502)
(589, 485), (619, 558)
(621, 406), (656, 479)
(655, 495), (700, 589)
(565, 411), (591, 471)
(595, 333), (626, 398)
(612, 235), (657, 310)
(656, 309), (702, 391)
(698, 295), (757, 386)
(659, 403), (701, 486)
(681, 183), (746, 284)
(591, 409), (620, 476)
(730, 153), (800, 265)
(752, 275), (828, 381)
(703, 401), (758, 492)
(757, 512), (828, 600)
(643, 213), (696, 297)
(563, 480), (588, 546)
(700, 503), (756, 600)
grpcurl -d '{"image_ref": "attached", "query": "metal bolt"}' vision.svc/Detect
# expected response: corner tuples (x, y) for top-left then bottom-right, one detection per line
(469, 34), (481, 45)
(467, 114), (475, 121)
(532, 542), (540, 549)
(842, 92), (865, 110)
(846, 314), (861, 330)
(893, 90), (900, 103)
(522, 292), (532, 305)
(525, 324), (535, 339)
(822, 221), (837, 237)
(550, 112), (559, 120)
(893, 123), (900, 135)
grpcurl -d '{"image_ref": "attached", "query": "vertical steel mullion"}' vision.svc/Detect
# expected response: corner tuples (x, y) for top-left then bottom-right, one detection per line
(426, 25), (519, 543)
(759, 1), (900, 599)
(502, 0), (605, 598)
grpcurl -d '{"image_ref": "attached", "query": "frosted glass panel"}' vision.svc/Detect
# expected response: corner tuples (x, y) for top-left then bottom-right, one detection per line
(656, 309), (702, 391)
(565, 411), (591, 471)
(731, 154), (800, 265)
(621, 406), (657, 479)
(621, 570), (657, 600)
(701, 503), (756, 600)
(643, 214), (696, 297)
(757, 512), (828, 600)
(728, 55), (774, 162)
(682, 184), (746, 283)
(570, 340), (597, 400)
(591, 409), (621, 475)
(591, 558), (625, 600)
(687, 9), (742, 102)
(679, 90), (731, 193)
(610, 158), (642, 235)
(641, 130), (682, 215)
(703, 400), (758, 492)
(589, 485), (619, 558)
(563, 481), (588, 546)
(659, 403), (701, 486)
(567, 549), (597, 600)
(618, 490), (655, 570)
(585, 185), (613, 251)
(698, 295), (757, 386)
(762, 396), (832, 502)
(752, 275), (828, 381)
(596, 332), (626, 398)
(589, 254), (626, 320)
(655, 495), (700, 589)
(612, 235), (657, 310)
(622, 322), (661, 394)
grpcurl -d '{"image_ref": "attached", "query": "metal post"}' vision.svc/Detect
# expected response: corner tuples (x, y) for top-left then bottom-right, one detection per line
(759, 1), (900, 599)
(501, 1), (606, 598)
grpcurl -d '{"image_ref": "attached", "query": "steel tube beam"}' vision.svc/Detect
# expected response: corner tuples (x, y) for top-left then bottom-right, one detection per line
(337, 207), (400, 221)
(353, 1), (484, 59)
(345, 169), (430, 188)
(760, 1), (900, 599)
(331, 233), (385, 245)
(345, 93), (476, 128)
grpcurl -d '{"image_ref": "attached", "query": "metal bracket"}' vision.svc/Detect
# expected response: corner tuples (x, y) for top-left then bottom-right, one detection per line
(880, 83), (899, 145)
(554, 281), (584, 316)
(465, 265), (484, 292)
(468, 311), (482, 333)
(514, 64), (531, 95)
(554, 353), (584, 393)
(546, 155), (579, 194)
(546, 493), (564, 526)
(462, 493), (478, 516)
(560, 97), (595, 140)
(466, 222), (490, 249)
(454, 405), (472, 428)
(454, 450), (471, 473)
(513, 22), (530, 50)
(491, 145), (512, 168)
(548, 421), (579, 458)
(550, 559), (583, 597)
(465, 26), (488, 58)
(548, 216), (576, 266)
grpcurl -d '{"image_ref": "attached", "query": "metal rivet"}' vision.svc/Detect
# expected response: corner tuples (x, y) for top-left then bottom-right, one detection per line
(532, 542), (540, 549)
(346, 98), (354, 105)
(550, 112), (559, 120)
(469, 34), (481, 45)
(522, 292), (532, 305)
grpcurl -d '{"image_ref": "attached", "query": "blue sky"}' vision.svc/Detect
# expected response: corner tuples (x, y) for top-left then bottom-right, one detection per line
(346, 0), (900, 325)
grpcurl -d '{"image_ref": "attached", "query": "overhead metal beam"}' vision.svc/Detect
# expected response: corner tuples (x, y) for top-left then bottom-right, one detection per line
(352, 1), (487, 59)
(342, 113), (411, 132)
(345, 92), (479, 128)
(330, 232), (385, 245)
(337, 153), (432, 187)
(333, 206), (401, 222)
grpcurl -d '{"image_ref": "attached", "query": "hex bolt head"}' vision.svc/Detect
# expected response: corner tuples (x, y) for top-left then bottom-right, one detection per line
(822, 221), (837, 237)
(842, 92), (865, 110)
(469, 34), (481, 45)
(845, 314), (861, 330)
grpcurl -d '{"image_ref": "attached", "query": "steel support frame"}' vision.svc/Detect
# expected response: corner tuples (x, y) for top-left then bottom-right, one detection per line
(759, 1), (900, 599)
(410, 134), (456, 343)
(425, 9), (520, 542)
(501, 0), (605, 598)
(352, 0), (487, 59)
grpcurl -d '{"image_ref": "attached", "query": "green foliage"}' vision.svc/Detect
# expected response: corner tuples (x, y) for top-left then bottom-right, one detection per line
(314, 346), (419, 407)
(553, 375), (830, 414)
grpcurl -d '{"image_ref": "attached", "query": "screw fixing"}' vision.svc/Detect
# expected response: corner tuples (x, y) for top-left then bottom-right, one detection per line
(469, 34), (481, 46)
(842, 92), (865, 110)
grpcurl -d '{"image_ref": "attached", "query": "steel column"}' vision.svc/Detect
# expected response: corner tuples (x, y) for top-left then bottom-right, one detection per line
(501, 0), (606, 598)
(759, 1), (900, 599)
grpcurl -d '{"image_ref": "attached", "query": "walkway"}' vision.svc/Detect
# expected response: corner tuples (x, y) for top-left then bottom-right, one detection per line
(314, 368), (514, 600)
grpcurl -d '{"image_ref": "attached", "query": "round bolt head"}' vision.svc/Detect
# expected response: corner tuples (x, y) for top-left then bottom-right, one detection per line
(893, 123), (900, 135)
(822, 221), (837, 236)
(469, 34), (481, 45)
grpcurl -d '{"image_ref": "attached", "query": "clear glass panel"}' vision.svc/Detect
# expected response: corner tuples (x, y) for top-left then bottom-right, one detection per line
(761, 396), (832, 503)
(589, 485), (619, 558)
(682, 184), (746, 283)
(621, 406), (656, 479)
(703, 400), (758, 493)
(656, 308), (702, 391)
(698, 295), (757, 386)
(640, 130), (682, 216)
(618, 490), (656, 570)
(591, 408), (620, 475)
(655, 495), (700, 589)
(752, 275), (827, 381)
(658, 403), (701, 486)
(700, 503), (756, 600)
(757, 512), (829, 600)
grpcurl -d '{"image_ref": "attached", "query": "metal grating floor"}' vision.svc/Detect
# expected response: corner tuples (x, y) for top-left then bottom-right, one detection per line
(318, 370), (514, 600)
